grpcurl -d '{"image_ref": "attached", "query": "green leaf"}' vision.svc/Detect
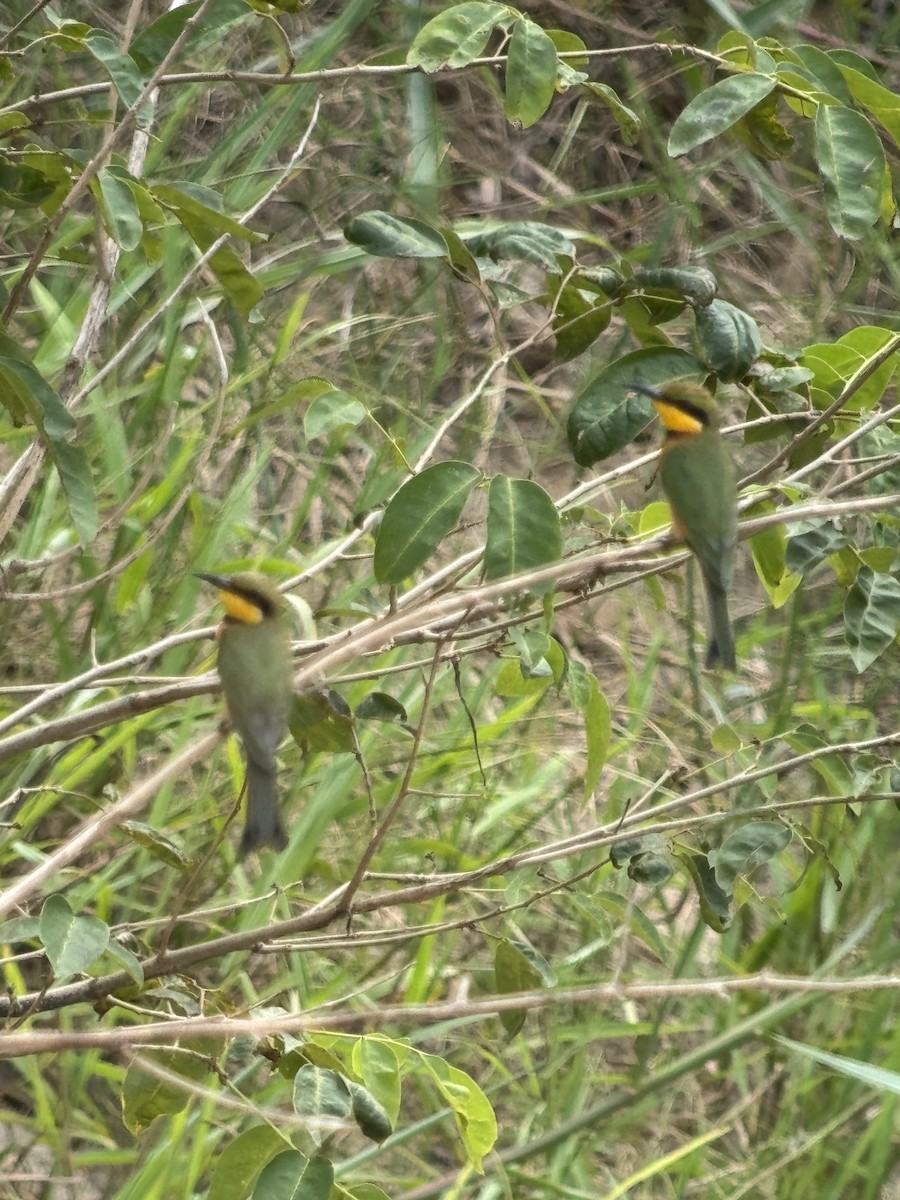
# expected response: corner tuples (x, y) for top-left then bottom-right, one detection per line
(609, 837), (647, 870)
(0, 112), (29, 136)
(566, 347), (704, 466)
(568, 662), (611, 798)
(439, 225), (482, 282)
(120, 820), (194, 870)
(785, 520), (850, 576)
(0, 341), (72, 434)
(207, 1124), (286, 1200)
(91, 167), (144, 251)
(293, 1065), (353, 1123)
(0, 158), (57, 209)
(419, 1053), (497, 1170)
(152, 182), (265, 243)
(129, 3), (197, 71)
(255, 1151), (332, 1199)
(748, 515), (801, 607)
(844, 565), (900, 672)
(348, 1081), (393, 1143)
(484, 476), (561, 586)
(355, 692), (408, 724)
(708, 820), (792, 893)
(582, 81), (641, 143)
(152, 183), (265, 316)
(344, 211), (450, 258)
(290, 691), (355, 754)
(39, 894), (109, 978)
(546, 27), (588, 67)
(50, 436), (99, 547)
(815, 105), (884, 241)
(494, 939), (546, 1036)
(775, 1036), (900, 1096)
(0, 343), (97, 544)
(677, 852), (732, 933)
(196, 240), (264, 317)
(407, 2), (509, 70)
(128, 1), (248, 71)
(734, 91), (794, 161)
(461, 220), (575, 267)
(0, 916), (40, 942)
(627, 852), (675, 885)
(374, 461), (481, 583)
(695, 299), (761, 381)
(352, 1036), (402, 1125)
(84, 32), (150, 119)
(504, 18), (558, 128)
(121, 1051), (214, 1134)
(303, 389), (366, 440)
(789, 45), (853, 104)
(105, 939), (145, 987)
(552, 282), (611, 360)
(838, 66), (900, 146)
(494, 642), (561, 697)
(629, 265), (718, 308)
(151, 181), (264, 314)
(668, 72), (777, 156)
(831, 326), (899, 409)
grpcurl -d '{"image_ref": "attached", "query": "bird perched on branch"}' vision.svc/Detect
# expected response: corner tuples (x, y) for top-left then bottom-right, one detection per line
(197, 571), (293, 850)
(632, 379), (738, 670)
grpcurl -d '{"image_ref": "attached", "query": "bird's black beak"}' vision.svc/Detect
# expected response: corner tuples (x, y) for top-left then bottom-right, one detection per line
(628, 381), (661, 400)
(195, 572), (231, 589)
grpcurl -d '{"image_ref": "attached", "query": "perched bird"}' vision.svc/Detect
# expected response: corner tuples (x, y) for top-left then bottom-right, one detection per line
(197, 571), (293, 850)
(632, 379), (738, 670)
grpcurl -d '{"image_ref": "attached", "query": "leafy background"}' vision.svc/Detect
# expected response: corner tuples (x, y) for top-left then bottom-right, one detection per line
(1, 1), (899, 1198)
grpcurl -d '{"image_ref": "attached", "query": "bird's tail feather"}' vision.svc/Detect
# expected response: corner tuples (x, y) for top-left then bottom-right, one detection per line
(704, 581), (736, 671)
(242, 761), (287, 852)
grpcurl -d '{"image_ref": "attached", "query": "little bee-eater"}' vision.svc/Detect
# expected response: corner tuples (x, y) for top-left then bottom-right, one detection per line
(632, 380), (738, 670)
(197, 571), (293, 850)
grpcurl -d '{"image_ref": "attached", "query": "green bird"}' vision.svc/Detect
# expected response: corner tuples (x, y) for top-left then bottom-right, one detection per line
(197, 571), (293, 850)
(632, 379), (738, 670)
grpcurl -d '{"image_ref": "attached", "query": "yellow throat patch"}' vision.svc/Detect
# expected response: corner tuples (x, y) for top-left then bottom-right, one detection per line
(220, 589), (265, 624)
(652, 399), (705, 435)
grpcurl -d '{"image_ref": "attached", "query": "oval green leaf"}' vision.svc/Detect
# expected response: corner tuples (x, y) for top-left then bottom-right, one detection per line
(344, 210), (450, 259)
(668, 72), (776, 156)
(695, 298), (761, 381)
(495, 938), (546, 1037)
(815, 105), (884, 240)
(504, 18), (558, 128)
(293, 1065), (353, 1122)
(407, 2), (509, 70)
(207, 1124), (286, 1200)
(303, 389), (366, 440)
(93, 167), (143, 251)
(256, 1151), (333, 1199)
(39, 894), (109, 978)
(374, 461), (481, 583)
(629, 265), (718, 308)
(354, 1036), (402, 1124)
(708, 820), (792, 893)
(844, 565), (900, 672)
(349, 1081), (394, 1143)
(840, 65), (900, 144)
(121, 1050), (214, 1134)
(677, 852), (732, 933)
(484, 475), (561, 585)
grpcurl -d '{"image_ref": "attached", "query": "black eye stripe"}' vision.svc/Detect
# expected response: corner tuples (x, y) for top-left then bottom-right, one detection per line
(230, 584), (276, 618)
(667, 399), (710, 425)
